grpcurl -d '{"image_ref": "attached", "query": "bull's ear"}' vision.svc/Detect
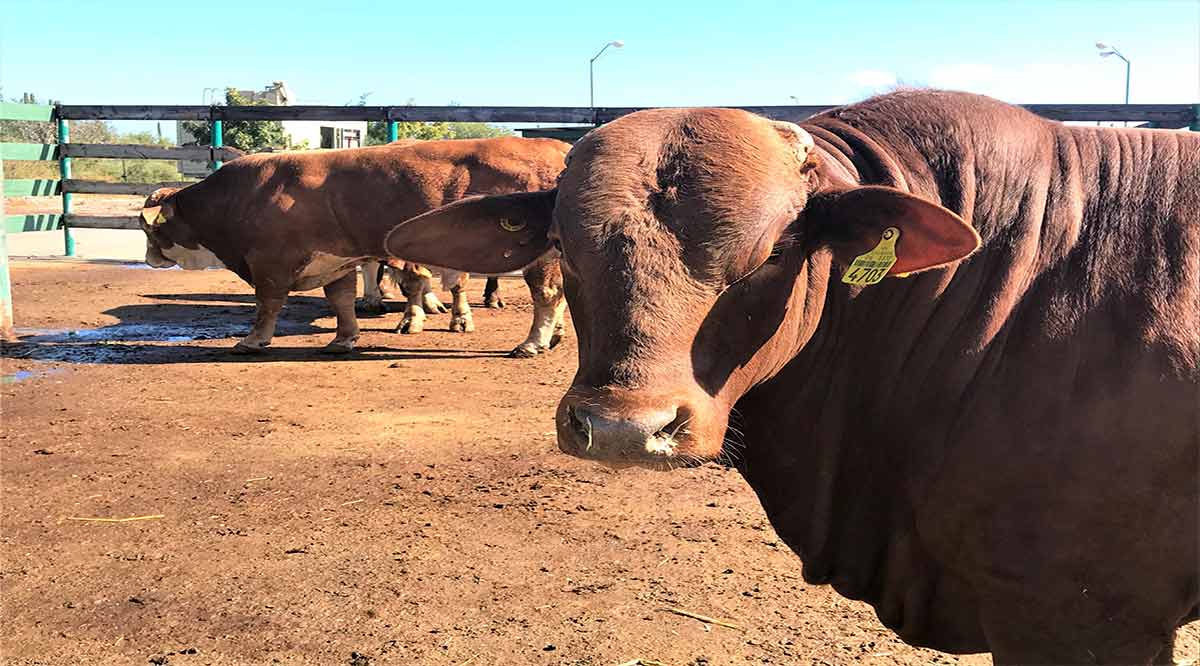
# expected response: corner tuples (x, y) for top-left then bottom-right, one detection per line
(385, 189), (557, 275)
(804, 186), (980, 276)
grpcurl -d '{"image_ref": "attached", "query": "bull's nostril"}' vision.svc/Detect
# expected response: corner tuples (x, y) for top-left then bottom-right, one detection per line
(567, 405), (593, 451)
(654, 407), (691, 441)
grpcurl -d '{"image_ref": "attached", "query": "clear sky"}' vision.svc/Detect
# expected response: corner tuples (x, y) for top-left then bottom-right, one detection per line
(1, 0), (1196, 128)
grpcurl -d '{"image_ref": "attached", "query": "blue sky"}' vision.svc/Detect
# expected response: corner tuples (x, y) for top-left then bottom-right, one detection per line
(1, 0), (1196, 134)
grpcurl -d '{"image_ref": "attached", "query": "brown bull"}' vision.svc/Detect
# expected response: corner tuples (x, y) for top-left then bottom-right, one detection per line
(139, 137), (568, 355)
(384, 90), (1198, 664)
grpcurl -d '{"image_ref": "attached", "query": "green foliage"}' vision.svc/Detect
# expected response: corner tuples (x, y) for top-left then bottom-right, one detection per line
(358, 97), (511, 145)
(180, 88), (288, 152)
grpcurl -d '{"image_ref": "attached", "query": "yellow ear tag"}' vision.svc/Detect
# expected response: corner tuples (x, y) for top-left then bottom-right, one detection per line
(499, 218), (526, 232)
(141, 205), (163, 225)
(842, 227), (900, 285)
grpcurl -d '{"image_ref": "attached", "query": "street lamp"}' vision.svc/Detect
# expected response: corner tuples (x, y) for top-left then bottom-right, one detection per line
(589, 40), (624, 112)
(1095, 41), (1131, 106)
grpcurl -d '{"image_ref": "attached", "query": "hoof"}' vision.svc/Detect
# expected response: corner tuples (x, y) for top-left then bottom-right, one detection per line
(355, 299), (387, 316)
(449, 315), (475, 333)
(508, 343), (543, 358)
(484, 295), (505, 309)
(322, 338), (357, 354)
(422, 294), (448, 314)
(232, 341), (268, 355)
(399, 317), (424, 334)
(549, 331), (565, 349)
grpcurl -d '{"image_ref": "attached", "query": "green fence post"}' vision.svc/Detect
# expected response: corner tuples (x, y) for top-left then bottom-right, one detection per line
(0, 152), (14, 341)
(387, 120), (399, 143)
(211, 118), (224, 170)
(57, 116), (74, 257)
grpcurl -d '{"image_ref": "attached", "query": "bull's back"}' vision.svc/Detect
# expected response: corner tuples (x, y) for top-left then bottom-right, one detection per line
(201, 138), (568, 258)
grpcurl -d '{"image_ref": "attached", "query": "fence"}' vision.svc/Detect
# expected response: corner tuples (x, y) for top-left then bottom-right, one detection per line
(1, 100), (1198, 340)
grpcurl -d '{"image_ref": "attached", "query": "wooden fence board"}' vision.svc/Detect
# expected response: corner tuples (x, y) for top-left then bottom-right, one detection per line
(63, 179), (196, 196)
(61, 143), (242, 161)
(5, 214), (62, 233)
(0, 103), (55, 122)
(63, 215), (142, 230)
(52, 103), (1199, 126)
(57, 105), (211, 120)
(0, 143), (58, 161)
(4, 179), (61, 196)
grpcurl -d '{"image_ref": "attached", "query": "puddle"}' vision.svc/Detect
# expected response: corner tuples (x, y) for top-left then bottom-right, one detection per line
(4, 321), (314, 364)
(1, 368), (66, 384)
(15, 323), (244, 344)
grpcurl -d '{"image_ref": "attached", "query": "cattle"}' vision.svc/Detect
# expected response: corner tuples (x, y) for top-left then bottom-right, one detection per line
(358, 262), (505, 332)
(139, 137), (569, 356)
(383, 90), (1199, 665)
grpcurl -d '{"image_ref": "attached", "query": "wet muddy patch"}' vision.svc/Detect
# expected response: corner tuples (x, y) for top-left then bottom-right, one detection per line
(3, 321), (316, 364)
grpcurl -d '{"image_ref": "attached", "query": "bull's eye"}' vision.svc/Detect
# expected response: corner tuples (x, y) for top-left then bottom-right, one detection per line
(553, 239), (563, 252)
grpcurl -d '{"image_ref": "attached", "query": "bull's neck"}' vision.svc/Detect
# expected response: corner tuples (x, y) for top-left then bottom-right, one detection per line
(732, 115), (1049, 596)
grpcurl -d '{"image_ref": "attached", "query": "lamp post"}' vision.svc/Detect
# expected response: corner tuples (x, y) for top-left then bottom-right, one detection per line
(1096, 41), (1131, 125)
(590, 40), (624, 114)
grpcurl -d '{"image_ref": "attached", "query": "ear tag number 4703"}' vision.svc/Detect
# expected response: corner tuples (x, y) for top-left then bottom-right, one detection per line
(842, 227), (900, 286)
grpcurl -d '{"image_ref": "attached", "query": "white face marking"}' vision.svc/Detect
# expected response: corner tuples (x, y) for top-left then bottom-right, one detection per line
(293, 252), (365, 291)
(159, 242), (224, 270)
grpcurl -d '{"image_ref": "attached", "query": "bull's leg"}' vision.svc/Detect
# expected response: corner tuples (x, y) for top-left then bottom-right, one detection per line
(379, 265), (403, 300)
(510, 258), (566, 358)
(483, 277), (504, 309)
(980, 594), (1170, 666)
(357, 260), (386, 315)
(1151, 630), (1175, 666)
(234, 286), (287, 354)
(446, 271), (475, 333)
(398, 266), (428, 334)
(321, 271), (360, 354)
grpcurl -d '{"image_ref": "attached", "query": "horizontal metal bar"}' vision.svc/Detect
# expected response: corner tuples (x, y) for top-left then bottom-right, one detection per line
(4, 179), (61, 196)
(0, 143), (58, 161)
(0, 102), (55, 122)
(5, 214), (62, 233)
(63, 179), (195, 196)
(63, 215), (142, 230)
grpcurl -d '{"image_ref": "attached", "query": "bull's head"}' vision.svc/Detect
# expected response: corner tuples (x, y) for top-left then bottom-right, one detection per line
(140, 187), (223, 270)
(385, 108), (978, 467)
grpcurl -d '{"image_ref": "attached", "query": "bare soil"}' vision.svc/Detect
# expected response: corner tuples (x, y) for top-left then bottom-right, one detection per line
(2, 262), (1195, 665)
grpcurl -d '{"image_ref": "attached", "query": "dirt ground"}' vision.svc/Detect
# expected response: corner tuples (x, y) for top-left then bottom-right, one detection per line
(2, 262), (1196, 666)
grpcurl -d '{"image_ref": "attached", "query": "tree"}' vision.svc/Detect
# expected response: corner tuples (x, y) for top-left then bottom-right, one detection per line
(180, 88), (288, 152)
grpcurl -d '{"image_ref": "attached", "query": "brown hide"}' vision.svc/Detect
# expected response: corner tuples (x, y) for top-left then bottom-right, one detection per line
(380, 90), (1199, 665)
(142, 137), (569, 292)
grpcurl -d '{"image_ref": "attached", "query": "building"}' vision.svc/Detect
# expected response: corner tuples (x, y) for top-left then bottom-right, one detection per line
(176, 81), (368, 177)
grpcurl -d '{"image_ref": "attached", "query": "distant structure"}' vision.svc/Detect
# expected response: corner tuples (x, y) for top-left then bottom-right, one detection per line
(176, 81), (368, 176)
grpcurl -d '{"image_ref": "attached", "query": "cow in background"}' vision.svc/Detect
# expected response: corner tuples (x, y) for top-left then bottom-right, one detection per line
(140, 136), (569, 356)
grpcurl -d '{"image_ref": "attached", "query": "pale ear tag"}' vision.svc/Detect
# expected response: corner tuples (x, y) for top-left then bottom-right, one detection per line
(141, 206), (164, 225)
(842, 227), (900, 286)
